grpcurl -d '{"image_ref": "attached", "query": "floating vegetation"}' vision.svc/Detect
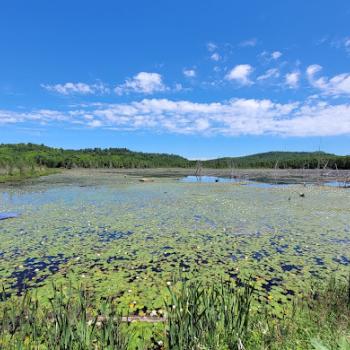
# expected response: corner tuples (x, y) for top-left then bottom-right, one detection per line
(9, 254), (69, 295)
(0, 172), (349, 316)
(98, 230), (133, 243)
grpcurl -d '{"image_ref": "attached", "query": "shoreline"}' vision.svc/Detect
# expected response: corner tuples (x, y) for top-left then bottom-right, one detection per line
(1, 167), (349, 186)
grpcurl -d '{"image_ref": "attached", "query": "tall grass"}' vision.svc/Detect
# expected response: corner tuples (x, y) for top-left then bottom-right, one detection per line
(166, 279), (253, 349)
(0, 275), (349, 349)
(247, 274), (350, 350)
(0, 284), (130, 349)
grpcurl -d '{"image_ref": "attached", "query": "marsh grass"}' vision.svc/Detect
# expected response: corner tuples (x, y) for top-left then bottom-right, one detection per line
(0, 276), (349, 349)
(165, 278), (253, 349)
(247, 274), (350, 350)
(0, 284), (130, 349)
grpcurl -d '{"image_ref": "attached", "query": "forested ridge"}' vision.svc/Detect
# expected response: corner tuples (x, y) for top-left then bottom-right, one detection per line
(0, 143), (191, 170)
(203, 151), (350, 169)
(1, 143), (350, 171)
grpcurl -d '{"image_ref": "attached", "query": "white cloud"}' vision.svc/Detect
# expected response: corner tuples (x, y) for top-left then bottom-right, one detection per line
(0, 109), (71, 124)
(239, 38), (257, 47)
(87, 119), (103, 128)
(41, 82), (109, 95)
(207, 42), (217, 52)
(115, 72), (167, 95)
(183, 69), (196, 78)
(3, 97), (350, 137)
(306, 64), (350, 96)
(271, 51), (282, 60)
(306, 64), (323, 78)
(257, 68), (280, 81)
(259, 50), (283, 61)
(210, 53), (221, 61)
(226, 64), (254, 85)
(285, 72), (300, 88)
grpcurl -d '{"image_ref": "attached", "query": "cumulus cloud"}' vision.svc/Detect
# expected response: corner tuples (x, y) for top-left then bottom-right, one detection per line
(285, 72), (300, 88)
(226, 64), (254, 85)
(2, 97), (350, 137)
(306, 64), (350, 96)
(115, 72), (167, 95)
(183, 69), (196, 78)
(41, 82), (109, 95)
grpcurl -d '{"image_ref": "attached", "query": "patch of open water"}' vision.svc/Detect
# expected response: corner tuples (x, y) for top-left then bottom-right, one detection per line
(181, 176), (350, 188)
(180, 176), (293, 188)
(0, 212), (20, 220)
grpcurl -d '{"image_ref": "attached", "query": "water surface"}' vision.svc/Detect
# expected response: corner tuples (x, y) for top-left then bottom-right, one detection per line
(0, 172), (349, 311)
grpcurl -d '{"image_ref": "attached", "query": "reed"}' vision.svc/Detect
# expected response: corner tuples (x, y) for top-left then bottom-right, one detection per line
(0, 276), (349, 349)
(165, 279), (254, 349)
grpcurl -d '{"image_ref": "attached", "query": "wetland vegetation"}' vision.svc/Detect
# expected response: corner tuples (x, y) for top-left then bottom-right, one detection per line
(0, 166), (349, 348)
(0, 275), (349, 349)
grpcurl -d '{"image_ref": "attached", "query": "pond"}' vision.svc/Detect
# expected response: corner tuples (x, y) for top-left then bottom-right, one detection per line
(0, 171), (349, 313)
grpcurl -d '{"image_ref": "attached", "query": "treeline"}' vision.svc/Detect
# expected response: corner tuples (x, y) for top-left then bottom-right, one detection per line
(203, 151), (350, 169)
(1, 144), (350, 170)
(0, 143), (192, 170)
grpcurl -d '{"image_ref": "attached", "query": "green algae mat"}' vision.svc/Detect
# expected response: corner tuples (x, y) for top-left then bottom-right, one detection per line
(0, 172), (349, 316)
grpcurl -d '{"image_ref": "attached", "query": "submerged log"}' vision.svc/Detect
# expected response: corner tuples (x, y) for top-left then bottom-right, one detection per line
(139, 178), (154, 183)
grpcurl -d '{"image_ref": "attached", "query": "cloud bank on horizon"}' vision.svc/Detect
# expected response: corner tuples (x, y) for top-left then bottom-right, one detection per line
(2, 97), (350, 137)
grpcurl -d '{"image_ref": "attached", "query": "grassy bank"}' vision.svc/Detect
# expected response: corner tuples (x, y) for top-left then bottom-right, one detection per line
(0, 275), (349, 349)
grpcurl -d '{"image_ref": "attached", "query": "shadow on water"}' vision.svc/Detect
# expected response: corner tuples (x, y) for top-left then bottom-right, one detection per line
(9, 254), (68, 295)
(333, 256), (350, 266)
(98, 230), (133, 243)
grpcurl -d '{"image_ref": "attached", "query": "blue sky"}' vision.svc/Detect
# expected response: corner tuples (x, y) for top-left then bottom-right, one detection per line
(1, 0), (350, 159)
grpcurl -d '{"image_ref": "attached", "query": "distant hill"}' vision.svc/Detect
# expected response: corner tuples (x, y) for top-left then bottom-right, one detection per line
(201, 151), (350, 169)
(0, 143), (349, 170)
(0, 143), (191, 169)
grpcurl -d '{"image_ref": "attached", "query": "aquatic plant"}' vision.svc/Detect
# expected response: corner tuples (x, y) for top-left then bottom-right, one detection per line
(1, 172), (350, 348)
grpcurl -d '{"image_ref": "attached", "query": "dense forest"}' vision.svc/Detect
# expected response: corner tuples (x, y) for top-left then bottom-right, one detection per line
(1, 144), (350, 175)
(0, 143), (191, 170)
(203, 151), (350, 169)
